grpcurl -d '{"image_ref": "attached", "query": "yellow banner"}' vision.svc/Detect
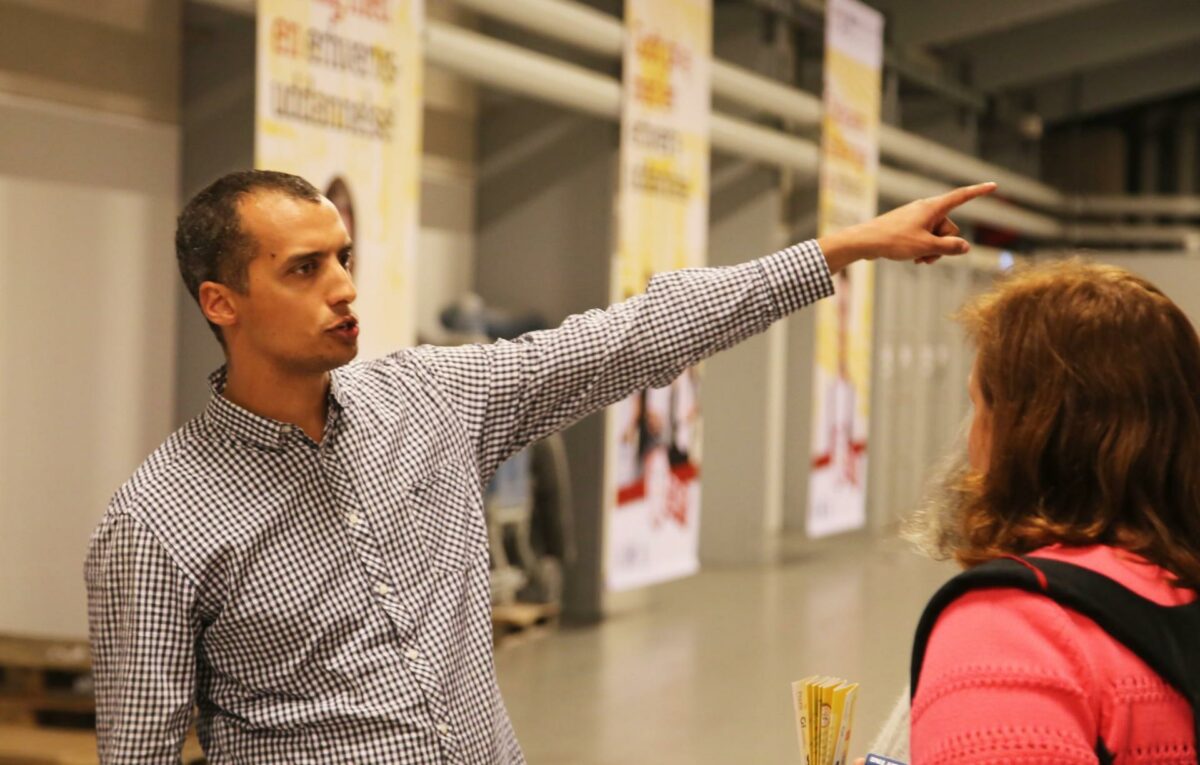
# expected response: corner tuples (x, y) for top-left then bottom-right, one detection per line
(809, 0), (883, 538)
(607, 0), (711, 592)
(255, 0), (422, 357)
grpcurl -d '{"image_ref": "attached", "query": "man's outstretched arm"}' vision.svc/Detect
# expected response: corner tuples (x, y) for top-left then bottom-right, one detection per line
(415, 183), (996, 482)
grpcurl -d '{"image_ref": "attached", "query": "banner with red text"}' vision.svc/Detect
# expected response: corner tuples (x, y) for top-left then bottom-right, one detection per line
(807, 0), (883, 538)
(606, 0), (711, 592)
(256, 0), (422, 356)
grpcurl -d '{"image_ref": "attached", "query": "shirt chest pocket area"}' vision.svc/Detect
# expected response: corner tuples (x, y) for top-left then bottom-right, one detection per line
(402, 463), (487, 574)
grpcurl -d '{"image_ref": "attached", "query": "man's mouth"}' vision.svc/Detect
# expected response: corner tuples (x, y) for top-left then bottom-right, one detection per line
(327, 317), (360, 340)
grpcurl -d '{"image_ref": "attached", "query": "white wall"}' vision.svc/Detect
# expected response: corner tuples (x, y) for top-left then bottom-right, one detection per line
(1098, 254), (1200, 325)
(0, 0), (181, 638)
(0, 95), (180, 638)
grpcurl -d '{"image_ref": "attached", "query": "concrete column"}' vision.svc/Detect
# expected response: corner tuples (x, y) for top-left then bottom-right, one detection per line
(177, 3), (256, 424)
(1176, 106), (1198, 195)
(700, 160), (790, 565)
(475, 99), (618, 620)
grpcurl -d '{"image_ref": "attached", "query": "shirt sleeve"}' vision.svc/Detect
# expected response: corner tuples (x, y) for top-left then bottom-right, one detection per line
(85, 512), (199, 764)
(413, 241), (833, 483)
(910, 588), (1100, 765)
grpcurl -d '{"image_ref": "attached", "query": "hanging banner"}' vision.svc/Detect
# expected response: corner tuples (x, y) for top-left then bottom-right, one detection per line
(606, 0), (711, 592)
(808, 0), (883, 538)
(256, 0), (422, 357)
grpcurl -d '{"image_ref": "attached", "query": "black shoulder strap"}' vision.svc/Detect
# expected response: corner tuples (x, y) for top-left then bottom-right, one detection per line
(910, 556), (1200, 757)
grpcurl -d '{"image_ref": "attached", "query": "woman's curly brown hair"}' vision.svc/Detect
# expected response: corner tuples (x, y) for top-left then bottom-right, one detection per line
(950, 259), (1200, 588)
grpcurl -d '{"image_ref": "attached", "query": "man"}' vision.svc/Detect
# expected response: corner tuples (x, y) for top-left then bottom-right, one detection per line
(86, 169), (994, 762)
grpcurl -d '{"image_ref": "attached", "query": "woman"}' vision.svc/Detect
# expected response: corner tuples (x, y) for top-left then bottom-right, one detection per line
(904, 260), (1200, 763)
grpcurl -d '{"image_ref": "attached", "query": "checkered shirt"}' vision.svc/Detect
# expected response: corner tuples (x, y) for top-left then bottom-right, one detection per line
(85, 242), (832, 763)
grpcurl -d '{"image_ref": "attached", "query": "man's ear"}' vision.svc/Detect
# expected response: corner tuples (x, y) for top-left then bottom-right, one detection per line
(199, 281), (238, 332)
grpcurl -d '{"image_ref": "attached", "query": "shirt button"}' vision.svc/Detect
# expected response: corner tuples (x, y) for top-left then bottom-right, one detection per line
(347, 511), (363, 527)
(374, 582), (392, 596)
(404, 648), (421, 660)
(436, 723), (451, 736)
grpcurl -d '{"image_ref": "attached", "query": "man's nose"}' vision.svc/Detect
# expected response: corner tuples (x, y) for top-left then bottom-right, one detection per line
(329, 261), (357, 305)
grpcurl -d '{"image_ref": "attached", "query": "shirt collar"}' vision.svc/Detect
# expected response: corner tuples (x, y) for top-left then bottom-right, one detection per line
(203, 365), (350, 450)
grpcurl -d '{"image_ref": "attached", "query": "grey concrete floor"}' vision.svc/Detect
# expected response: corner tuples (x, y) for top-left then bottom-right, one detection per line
(496, 534), (955, 765)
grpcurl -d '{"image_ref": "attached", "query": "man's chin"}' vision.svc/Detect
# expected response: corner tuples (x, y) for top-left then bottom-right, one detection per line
(328, 345), (359, 369)
(295, 345), (358, 375)
(321, 333), (359, 364)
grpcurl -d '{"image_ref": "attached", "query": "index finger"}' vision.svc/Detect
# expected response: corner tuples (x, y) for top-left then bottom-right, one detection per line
(928, 182), (997, 215)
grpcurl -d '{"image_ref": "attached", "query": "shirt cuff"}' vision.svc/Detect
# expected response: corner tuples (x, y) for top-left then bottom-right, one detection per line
(757, 240), (835, 317)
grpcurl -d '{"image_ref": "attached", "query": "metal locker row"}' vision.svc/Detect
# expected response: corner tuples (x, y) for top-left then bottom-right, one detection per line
(867, 259), (1000, 531)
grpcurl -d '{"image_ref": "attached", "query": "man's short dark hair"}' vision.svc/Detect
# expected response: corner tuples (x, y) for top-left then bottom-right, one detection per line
(175, 169), (322, 344)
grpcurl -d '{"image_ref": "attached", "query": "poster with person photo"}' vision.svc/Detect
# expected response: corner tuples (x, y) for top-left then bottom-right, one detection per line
(606, 0), (711, 592)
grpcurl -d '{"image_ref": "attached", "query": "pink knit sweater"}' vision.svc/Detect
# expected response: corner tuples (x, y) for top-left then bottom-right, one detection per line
(911, 544), (1196, 764)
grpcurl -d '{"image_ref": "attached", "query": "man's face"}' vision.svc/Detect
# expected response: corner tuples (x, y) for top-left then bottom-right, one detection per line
(225, 190), (358, 375)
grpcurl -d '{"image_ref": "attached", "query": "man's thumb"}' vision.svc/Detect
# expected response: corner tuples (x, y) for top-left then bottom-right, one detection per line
(928, 235), (970, 256)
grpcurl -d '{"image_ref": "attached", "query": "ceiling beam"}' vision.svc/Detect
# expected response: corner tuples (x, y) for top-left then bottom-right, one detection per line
(956, 0), (1200, 92)
(1034, 42), (1200, 123)
(880, 0), (1119, 49)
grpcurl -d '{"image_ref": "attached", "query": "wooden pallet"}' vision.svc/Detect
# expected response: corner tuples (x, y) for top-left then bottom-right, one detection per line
(0, 724), (204, 765)
(0, 724), (111, 765)
(492, 602), (560, 646)
(0, 634), (203, 763)
(0, 634), (92, 728)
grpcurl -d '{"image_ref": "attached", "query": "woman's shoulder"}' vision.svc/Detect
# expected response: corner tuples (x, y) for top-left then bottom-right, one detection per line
(916, 582), (1095, 703)
(1029, 544), (1196, 606)
(913, 547), (1196, 761)
(917, 544), (1192, 697)
(911, 586), (1100, 762)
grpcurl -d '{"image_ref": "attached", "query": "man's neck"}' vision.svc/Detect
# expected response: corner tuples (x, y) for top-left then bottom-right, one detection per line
(222, 357), (330, 443)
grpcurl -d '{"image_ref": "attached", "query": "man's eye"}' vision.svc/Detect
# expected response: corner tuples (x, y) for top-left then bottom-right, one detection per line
(339, 251), (354, 269)
(295, 262), (317, 275)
